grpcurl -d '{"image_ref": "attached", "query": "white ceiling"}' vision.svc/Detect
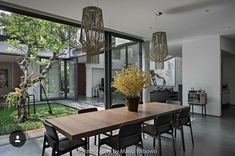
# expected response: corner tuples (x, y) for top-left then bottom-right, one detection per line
(1, 0), (235, 56)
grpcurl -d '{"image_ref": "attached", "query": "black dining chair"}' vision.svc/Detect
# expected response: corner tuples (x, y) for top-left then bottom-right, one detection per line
(142, 113), (176, 156)
(78, 108), (98, 145)
(111, 103), (125, 108)
(109, 104), (126, 136)
(173, 107), (194, 152)
(98, 121), (144, 156)
(166, 100), (181, 105)
(78, 107), (98, 114)
(42, 121), (87, 156)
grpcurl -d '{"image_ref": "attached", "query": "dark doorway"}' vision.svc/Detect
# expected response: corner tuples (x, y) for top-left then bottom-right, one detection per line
(77, 63), (86, 96)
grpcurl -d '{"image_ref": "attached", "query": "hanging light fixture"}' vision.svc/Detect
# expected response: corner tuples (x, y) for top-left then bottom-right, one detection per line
(80, 6), (105, 64)
(151, 31), (168, 69)
(150, 12), (168, 69)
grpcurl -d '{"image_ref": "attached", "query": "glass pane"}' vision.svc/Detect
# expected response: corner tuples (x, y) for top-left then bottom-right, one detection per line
(67, 59), (76, 99)
(111, 37), (141, 105)
(128, 43), (139, 66)
(111, 37), (130, 105)
(41, 60), (64, 99)
(73, 47), (105, 107)
(60, 61), (65, 98)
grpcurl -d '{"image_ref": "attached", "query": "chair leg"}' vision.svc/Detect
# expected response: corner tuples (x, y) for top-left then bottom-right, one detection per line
(41, 136), (46, 156)
(120, 148), (126, 156)
(85, 137), (89, 156)
(98, 135), (101, 156)
(135, 146), (138, 155)
(70, 150), (72, 156)
(153, 138), (156, 147)
(94, 135), (97, 145)
(174, 128), (177, 138)
(158, 134), (162, 156)
(51, 148), (56, 156)
(141, 141), (144, 156)
(180, 126), (185, 152)
(189, 122), (195, 146)
(171, 132), (176, 156)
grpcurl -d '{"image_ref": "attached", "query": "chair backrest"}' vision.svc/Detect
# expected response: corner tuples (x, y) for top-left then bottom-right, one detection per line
(43, 121), (59, 149)
(78, 107), (98, 114)
(155, 113), (173, 133)
(111, 103), (125, 109)
(178, 107), (190, 125)
(118, 121), (142, 149)
(166, 100), (181, 105)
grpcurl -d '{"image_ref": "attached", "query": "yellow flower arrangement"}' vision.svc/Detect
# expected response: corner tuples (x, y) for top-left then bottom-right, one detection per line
(112, 65), (150, 97)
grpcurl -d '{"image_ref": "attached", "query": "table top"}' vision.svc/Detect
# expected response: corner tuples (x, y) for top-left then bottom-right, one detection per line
(46, 102), (188, 140)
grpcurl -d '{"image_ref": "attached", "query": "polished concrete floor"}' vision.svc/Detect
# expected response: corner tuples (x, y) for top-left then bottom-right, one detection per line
(0, 106), (235, 156)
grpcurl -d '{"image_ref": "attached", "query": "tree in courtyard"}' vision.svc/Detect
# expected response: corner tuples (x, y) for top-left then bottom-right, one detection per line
(0, 12), (79, 123)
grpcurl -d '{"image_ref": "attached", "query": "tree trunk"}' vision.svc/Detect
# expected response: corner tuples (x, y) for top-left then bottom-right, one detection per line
(17, 96), (27, 123)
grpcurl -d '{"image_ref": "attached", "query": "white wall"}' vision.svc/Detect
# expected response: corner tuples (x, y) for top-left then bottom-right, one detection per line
(86, 64), (104, 97)
(143, 41), (150, 103)
(175, 57), (182, 91)
(182, 35), (221, 116)
(92, 68), (104, 89)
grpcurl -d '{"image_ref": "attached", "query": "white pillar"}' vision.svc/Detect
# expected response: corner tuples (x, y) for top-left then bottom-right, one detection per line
(182, 35), (221, 116)
(143, 41), (150, 103)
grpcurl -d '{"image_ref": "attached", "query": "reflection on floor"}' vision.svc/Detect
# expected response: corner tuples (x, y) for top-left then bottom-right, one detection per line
(1, 106), (235, 156)
(57, 95), (125, 110)
(57, 97), (105, 110)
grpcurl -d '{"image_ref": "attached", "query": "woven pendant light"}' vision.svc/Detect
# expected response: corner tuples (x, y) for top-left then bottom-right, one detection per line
(151, 31), (168, 69)
(80, 6), (105, 64)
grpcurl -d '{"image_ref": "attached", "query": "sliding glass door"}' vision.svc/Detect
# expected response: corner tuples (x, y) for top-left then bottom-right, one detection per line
(41, 58), (78, 100)
(66, 58), (78, 99)
(41, 60), (64, 100)
(111, 36), (142, 105)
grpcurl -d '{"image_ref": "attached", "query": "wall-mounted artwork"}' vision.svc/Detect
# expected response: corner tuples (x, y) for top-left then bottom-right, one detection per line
(150, 58), (176, 86)
(0, 69), (8, 88)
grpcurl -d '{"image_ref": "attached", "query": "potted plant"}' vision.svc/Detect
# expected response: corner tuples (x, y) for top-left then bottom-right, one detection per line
(112, 65), (150, 112)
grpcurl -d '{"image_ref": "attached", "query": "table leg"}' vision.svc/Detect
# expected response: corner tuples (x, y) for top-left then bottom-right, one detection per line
(85, 137), (90, 156)
(192, 105), (194, 117)
(205, 105), (207, 116)
(201, 105), (204, 117)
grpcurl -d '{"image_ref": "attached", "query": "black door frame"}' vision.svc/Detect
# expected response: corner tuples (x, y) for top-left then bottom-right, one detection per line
(104, 32), (143, 109)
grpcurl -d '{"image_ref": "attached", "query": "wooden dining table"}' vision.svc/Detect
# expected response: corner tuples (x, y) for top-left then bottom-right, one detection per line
(46, 102), (188, 141)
